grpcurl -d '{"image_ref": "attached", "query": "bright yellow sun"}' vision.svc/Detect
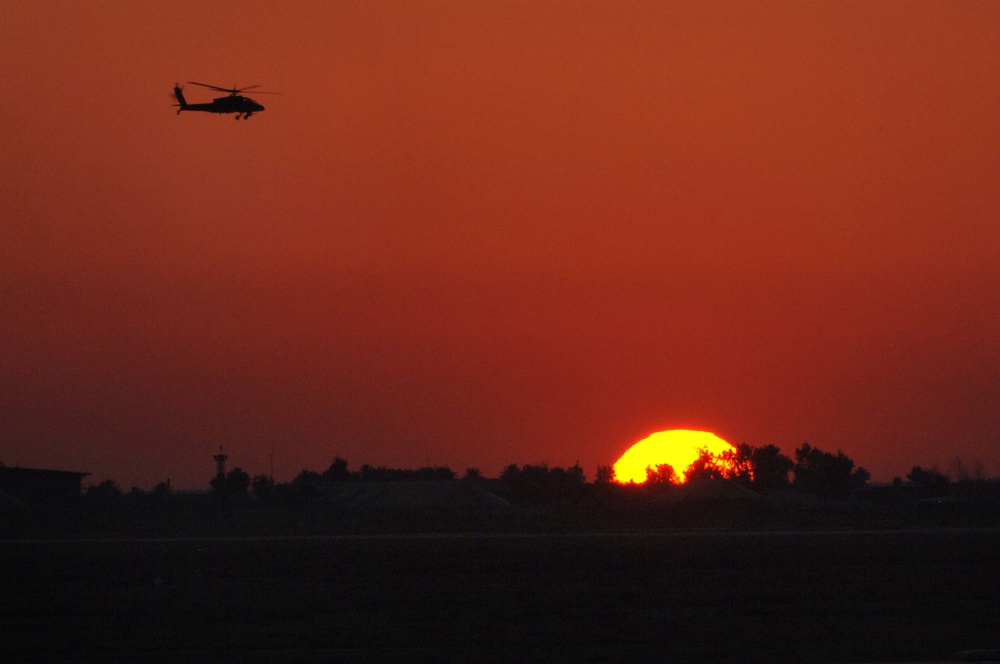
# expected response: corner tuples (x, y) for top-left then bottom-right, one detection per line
(613, 429), (733, 484)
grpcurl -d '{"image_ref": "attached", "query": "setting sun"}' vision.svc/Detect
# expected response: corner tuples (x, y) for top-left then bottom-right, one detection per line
(613, 430), (733, 484)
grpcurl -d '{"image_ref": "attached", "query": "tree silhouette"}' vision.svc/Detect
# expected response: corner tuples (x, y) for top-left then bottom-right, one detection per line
(251, 474), (275, 500)
(645, 463), (677, 489)
(793, 443), (869, 497)
(717, 446), (754, 484)
(150, 480), (172, 499)
(84, 479), (123, 506)
(949, 457), (971, 484)
(323, 457), (351, 482)
(735, 444), (793, 493)
(429, 465), (457, 481)
(288, 470), (323, 499)
(227, 467), (251, 494)
(684, 448), (727, 482)
(212, 467), (251, 495)
(906, 465), (949, 496)
(500, 464), (521, 484)
(594, 465), (615, 486)
(500, 463), (586, 501)
(293, 469), (323, 485)
(354, 463), (456, 481)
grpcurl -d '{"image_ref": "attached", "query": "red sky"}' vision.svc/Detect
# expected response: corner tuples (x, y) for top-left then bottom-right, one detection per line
(3, 1), (1000, 489)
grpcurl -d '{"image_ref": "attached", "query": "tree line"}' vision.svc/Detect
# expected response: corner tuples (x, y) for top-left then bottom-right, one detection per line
(611, 442), (871, 498)
(81, 441), (992, 505)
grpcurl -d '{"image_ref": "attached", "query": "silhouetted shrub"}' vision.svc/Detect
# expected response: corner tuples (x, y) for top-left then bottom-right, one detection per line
(251, 474), (275, 501)
(322, 457), (351, 482)
(793, 443), (869, 497)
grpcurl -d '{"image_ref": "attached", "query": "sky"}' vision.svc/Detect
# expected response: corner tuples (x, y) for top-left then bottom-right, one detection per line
(3, 0), (999, 489)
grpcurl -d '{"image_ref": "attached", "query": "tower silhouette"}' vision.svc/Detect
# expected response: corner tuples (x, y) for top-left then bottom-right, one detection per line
(213, 447), (228, 481)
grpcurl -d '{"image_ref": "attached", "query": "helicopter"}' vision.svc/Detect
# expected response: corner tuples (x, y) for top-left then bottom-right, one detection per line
(173, 81), (278, 120)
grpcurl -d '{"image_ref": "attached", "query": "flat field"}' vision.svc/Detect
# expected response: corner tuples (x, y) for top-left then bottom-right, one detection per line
(2, 530), (999, 663)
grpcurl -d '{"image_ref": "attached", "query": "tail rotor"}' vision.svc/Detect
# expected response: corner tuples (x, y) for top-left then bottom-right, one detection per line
(172, 83), (188, 113)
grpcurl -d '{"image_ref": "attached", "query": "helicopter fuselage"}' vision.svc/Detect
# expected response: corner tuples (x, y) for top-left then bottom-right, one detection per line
(174, 86), (265, 119)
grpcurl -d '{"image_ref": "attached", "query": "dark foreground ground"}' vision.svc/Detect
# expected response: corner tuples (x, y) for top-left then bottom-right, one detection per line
(2, 530), (999, 663)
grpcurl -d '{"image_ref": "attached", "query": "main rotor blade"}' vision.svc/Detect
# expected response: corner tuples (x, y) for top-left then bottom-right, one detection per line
(188, 81), (235, 92)
(235, 85), (283, 94)
(187, 81), (281, 95)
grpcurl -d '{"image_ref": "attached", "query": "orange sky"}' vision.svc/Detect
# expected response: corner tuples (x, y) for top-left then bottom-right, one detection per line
(3, 1), (1000, 489)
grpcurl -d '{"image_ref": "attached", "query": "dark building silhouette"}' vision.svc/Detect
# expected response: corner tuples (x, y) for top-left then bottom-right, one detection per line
(0, 466), (90, 503)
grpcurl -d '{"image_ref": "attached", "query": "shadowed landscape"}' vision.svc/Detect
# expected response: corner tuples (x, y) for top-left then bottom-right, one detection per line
(3, 450), (1000, 662)
(3, 531), (999, 663)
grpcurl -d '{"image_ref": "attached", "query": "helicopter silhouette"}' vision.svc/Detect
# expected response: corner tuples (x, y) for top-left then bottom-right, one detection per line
(173, 82), (278, 120)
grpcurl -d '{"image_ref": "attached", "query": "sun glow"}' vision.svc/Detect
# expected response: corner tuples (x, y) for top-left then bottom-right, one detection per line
(613, 430), (733, 484)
